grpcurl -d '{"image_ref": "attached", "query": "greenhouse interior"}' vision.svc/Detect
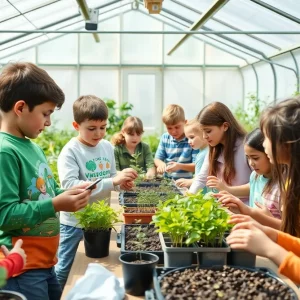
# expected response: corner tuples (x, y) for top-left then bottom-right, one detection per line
(1, 0), (300, 299)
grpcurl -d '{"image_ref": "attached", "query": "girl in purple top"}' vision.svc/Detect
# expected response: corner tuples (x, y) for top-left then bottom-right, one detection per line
(189, 102), (252, 204)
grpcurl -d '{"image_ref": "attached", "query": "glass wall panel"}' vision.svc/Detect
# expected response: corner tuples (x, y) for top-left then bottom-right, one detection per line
(205, 68), (243, 109)
(80, 17), (120, 64)
(164, 25), (203, 65)
(205, 44), (243, 65)
(42, 67), (78, 129)
(38, 34), (78, 64)
(254, 61), (274, 104)
(273, 53), (298, 99)
(80, 67), (119, 103)
(164, 69), (203, 120)
(0, 48), (36, 64)
(122, 11), (162, 64)
(241, 66), (258, 109)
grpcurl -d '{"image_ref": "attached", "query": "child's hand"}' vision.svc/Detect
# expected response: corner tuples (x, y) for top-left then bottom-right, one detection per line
(226, 223), (278, 258)
(175, 178), (191, 188)
(71, 182), (97, 190)
(254, 202), (273, 217)
(1, 239), (26, 267)
(145, 169), (156, 180)
(113, 168), (138, 186)
(166, 161), (179, 172)
(156, 163), (167, 174)
(206, 176), (228, 191)
(120, 181), (134, 191)
(214, 191), (252, 215)
(52, 189), (91, 212)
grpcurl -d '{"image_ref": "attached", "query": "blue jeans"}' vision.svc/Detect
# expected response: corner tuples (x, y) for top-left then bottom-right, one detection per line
(55, 224), (83, 289)
(2, 267), (61, 300)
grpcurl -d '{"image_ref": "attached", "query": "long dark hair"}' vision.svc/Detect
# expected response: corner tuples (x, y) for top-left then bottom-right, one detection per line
(260, 97), (300, 237)
(197, 102), (246, 184)
(245, 128), (275, 196)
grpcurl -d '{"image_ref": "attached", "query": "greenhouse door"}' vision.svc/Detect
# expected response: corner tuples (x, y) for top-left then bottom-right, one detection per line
(122, 69), (162, 133)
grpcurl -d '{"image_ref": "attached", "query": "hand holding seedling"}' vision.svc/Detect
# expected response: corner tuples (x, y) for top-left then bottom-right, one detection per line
(207, 176), (228, 191)
(1, 239), (27, 267)
(52, 188), (91, 212)
(165, 161), (179, 172)
(215, 191), (252, 215)
(175, 178), (192, 188)
(120, 181), (134, 191)
(156, 162), (167, 174)
(113, 168), (138, 186)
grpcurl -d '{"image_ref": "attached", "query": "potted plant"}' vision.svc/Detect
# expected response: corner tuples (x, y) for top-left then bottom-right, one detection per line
(151, 192), (231, 267)
(119, 225), (159, 296)
(73, 200), (121, 258)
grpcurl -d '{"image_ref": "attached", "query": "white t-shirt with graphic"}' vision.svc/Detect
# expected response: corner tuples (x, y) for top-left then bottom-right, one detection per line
(58, 137), (117, 227)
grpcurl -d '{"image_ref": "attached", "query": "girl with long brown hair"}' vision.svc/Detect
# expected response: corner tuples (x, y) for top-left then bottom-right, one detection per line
(225, 97), (300, 284)
(189, 102), (251, 203)
(111, 116), (156, 178)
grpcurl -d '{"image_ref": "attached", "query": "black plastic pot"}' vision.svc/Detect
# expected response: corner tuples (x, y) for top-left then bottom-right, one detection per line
(0, 291), (27, 300)
(227, 249), (256, 268)
(119, 252), (159, 296)
(117, 224), (164, 264)
(151, 265), (299, 300)
(83, 228), (111, 258)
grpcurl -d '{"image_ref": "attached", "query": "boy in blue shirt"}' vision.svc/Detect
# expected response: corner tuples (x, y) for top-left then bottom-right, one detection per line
(154, 104), (198, 180)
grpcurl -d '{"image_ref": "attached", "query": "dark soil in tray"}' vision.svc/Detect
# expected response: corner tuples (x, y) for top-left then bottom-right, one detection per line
(160, 266), (295, 300)
(124, 196), (138, 203)
(124, 207), (156, 213)
(125, 226), (162, 251)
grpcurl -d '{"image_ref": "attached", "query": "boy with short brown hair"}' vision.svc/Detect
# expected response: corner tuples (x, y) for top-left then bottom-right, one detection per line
(154, 104), (198, 180)
(0, 62), (91, 300)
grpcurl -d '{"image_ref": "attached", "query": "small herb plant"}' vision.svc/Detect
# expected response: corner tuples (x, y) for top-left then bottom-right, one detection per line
(129, 153), (146, 185)
(73, 200), (122, 232)
(132, 224), (147, 260)
(151, 192), (232, 247)
(137, 191), (161, 208)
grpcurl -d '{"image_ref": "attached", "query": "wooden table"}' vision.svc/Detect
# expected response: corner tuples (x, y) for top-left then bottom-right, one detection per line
(62, 193), (300, 299)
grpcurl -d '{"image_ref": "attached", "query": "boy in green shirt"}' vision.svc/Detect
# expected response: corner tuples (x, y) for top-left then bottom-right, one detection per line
(0, 62), (92, 300)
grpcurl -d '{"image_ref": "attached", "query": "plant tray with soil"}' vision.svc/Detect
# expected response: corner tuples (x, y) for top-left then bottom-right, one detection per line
(123, 207), (157, 224)
(117, 224), (164, 263)
(152, 265), (298, 300)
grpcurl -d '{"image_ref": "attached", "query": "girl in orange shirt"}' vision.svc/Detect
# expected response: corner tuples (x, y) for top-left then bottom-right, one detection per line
(226, 97), (300, 283)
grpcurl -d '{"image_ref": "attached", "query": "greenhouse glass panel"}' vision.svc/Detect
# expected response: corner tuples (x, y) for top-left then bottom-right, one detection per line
(43, 66), (78, 129)
(0, 0), (19, 21)
(80, 16), (120, 64)
(164, 69), (203, 120)
(38, 34), (78, 64)
(213, 0), (300, 49)
(125, 72), (160, 130)
(241, 66), (257, 99)
(164, 25), (203, 65)
(10, 0), (58, 13)
(0, 48), (36, 64)
(80, 68), (119, 103)
(122, 11), (162, 64)
(0, 15), (35, 41)
(0, 34), (48, 60)
(273, 53), (298, 99)
(255, 0), (300, 20)
(205, 44), (244, 65)
(205, 68), (243, 108)
(25, 0), (78, 28)
(254, 62), (275, 103)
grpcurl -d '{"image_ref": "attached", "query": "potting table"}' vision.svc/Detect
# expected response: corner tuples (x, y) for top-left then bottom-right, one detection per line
(62, 192), (300, 299)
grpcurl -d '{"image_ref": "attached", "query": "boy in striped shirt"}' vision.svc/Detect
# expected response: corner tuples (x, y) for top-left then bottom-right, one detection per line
(154, 104), (199, 180)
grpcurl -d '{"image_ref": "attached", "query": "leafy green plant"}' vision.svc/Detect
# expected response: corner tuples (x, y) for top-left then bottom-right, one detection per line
(143, 133), (160, 157)
(105, 99), (133, 139)
(129, 152), (146, 184)
(151, 192), (232, 247)
(233, 93), (266, 132)
(132, 224), (147, 260)
(137, 190), (161, 208)
(73, 200), (122, 231)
